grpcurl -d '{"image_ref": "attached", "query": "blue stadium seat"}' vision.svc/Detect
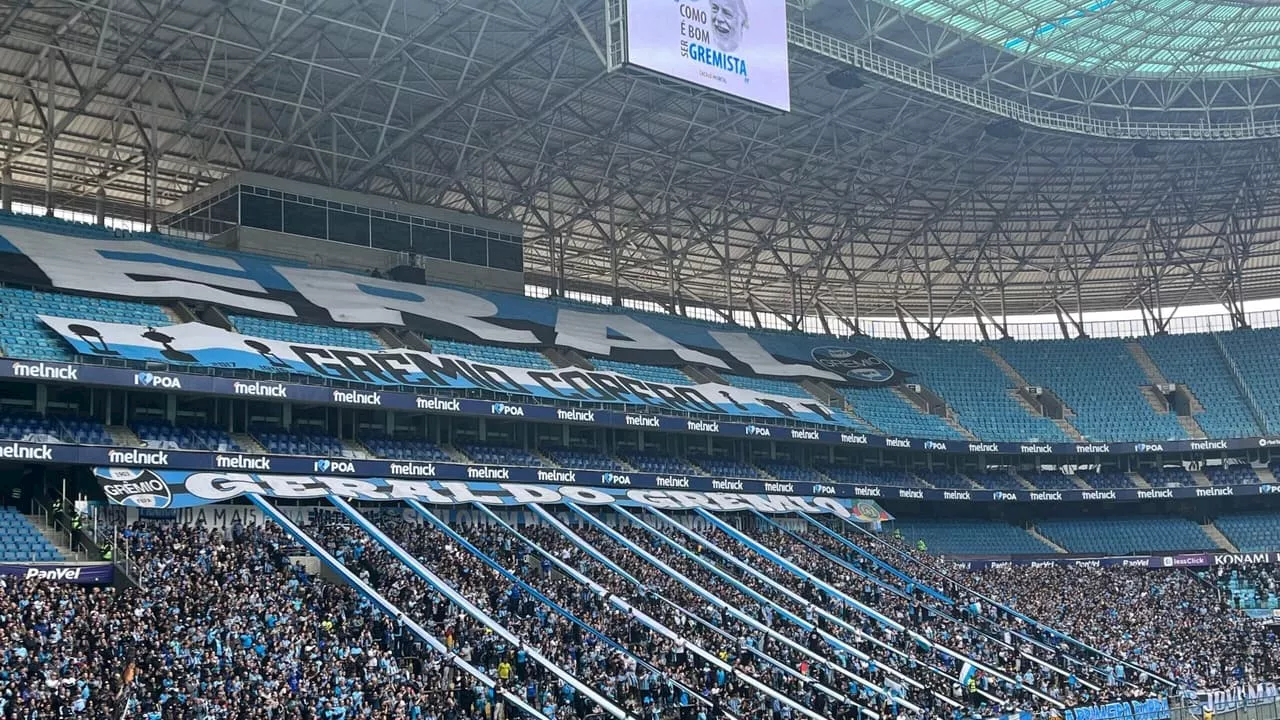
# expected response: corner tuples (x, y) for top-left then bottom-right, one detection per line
(229, 314), (384, 350)
(362, 436), (450, 462)
(1215, 513), (1280, 553)
(460, 444), (545, 466)
(592, 359), (692, 385)
(1036, 516), (1215, 554)
(891, 518), (1054, 555)
(0, 287), (172, 361)
(132, 420), (239, 452)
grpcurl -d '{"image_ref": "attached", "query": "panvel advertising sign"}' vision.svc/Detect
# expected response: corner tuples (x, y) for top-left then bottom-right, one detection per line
(625, 0), (792, 111)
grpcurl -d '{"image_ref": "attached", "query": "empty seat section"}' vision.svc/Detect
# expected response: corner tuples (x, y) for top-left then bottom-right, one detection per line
(819, 466), (924, 488)
(0, 288), (172, 361)
(251, 427), (344, 456)
(1214, 513), (1280, 553)
(229, 315), (383, 350)
(0, 507), (63, 561)
(722, 373), (812, 399)
(460, 444), (545, 466)
(689, 455), (762, 478)
(591, 359), (691, 385)
(756, 460), (824, 482)
(1143, 467), (1192, 487)
(428, 338), (554, 369)
(1204, 465), (1259, 486)
(1140, 333), (1258, 438)
(891, 519), (1055, 555)
(542, 448), (627, 471)
(0, 413), (110, 445)
(1024, 471), (1078, 490)
(971, 471), (1023, 490)
(621, 453), (701, 475)
(841, 386), (965, 439)
(1079, 471), (1135, 489)
(920, 470), (975, 489)
(995, 338), (1186, 442)
(361, 436), (450, 461)
(1217, 328), (1280, 433)
(1036, 517), (1215, 554)
(857, 338), (1067, 443)
(132, 421), (238, 451)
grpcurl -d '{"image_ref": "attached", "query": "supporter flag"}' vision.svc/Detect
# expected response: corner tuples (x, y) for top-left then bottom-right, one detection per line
(959, 661), (979, 686)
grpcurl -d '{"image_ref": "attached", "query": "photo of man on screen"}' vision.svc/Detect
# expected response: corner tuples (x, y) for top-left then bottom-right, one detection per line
(711, 0), (748, 53)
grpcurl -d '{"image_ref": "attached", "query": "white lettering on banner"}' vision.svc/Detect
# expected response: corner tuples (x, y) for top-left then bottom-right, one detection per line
(884, 438), (911, 448)
(1081, 490), (1117, 500)
(625, 415), (661, 427)
(745, 425), (771, 437)
(1196, 486), (1234, 497)
(24, 566), (84, 581)
(1214, 553), (1273, 565)
(1029, 491), (1063, 501)
(416, 397), (462, 412)
(134, 372), (181, 389)
(686, 420), (719, 432)
(171, 475), (856, 518)
(5, 231), (295, 316)
(1075, 444), (1110, 453)
(841, 433), (868, 445)
(656, 475), (691, 489)
(789, 429), (819, 440)
(107, 449), (169, 466)
(1134, 443), (1164, 452)
(1137, 488), (1175, 499)
(993, 492), (1018, 501)
(968, 443), (999, 452)
(923, 440), (947, 451)
(389, 463), (437, 477)
(762, 482), (794, 494)
(1190, 440), (1229, 450)
(313, 459), (356, 474)
(555, 409), (595, 423)
(0, 443), (53, 461)
(712, 479), (744, 491)
(708, 331), (842, 383)
(554, 309), (727, 368)
(943, 490), (971, 500)
(215, 455), (272, 471)
(1020, 444), (1053, 453)
(851, 486), (877, 497)
(897, 488), (924, 499)
(490, 403), (525, 417)
(602, 473), (632, 486)
(233, 381), (288, 398)
(11, 362), (78, 381)
(536, 469), (577, 484)
(332, 389), (381, 405)
(467, 467), (510, 480)
(277, 267), (539, 345)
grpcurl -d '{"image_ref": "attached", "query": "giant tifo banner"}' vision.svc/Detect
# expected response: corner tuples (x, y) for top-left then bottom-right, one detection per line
(40, 315), (841, 425)
(1065, 698), (1170, 720)
(0, 228), (906, 387)
(93, 468), (892, 522)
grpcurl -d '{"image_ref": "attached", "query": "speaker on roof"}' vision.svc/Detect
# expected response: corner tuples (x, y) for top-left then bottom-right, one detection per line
(984, 119), (1023, 140)
(826, 67), (865, 90)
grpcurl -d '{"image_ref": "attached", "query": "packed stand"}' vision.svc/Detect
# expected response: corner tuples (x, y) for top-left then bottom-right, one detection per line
(0, 519), (513, 719)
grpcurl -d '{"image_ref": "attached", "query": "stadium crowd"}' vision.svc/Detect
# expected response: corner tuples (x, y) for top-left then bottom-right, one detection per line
(815, 519), (1280, 694)
(0, 519), (521, 719)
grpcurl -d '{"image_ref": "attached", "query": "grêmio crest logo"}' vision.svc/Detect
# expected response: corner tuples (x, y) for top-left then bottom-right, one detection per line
(809, 347), (900, 386)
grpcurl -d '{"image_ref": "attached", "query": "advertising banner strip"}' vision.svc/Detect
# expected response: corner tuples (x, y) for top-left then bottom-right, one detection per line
(954, 551), (1279, 571)
(1, 357), (1274, 460)
(91, 468), (878, 519)
(0, 562), (114, 584)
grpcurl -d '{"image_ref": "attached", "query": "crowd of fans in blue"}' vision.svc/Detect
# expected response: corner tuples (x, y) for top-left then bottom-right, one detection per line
(0, 511), (1277, 720)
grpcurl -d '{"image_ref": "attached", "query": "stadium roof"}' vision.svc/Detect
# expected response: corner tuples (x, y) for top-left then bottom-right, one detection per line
(3, 0), (1280, 335)
(881, 0), (1280, 78)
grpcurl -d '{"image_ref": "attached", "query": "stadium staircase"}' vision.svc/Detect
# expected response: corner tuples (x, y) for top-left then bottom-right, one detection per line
(980, 346), (1085, 440)
(1201, 523), (1239, 552)
(683, 365), (725, 384)
(1190, 470), (1212, 487)
(230, 432), (267, 454)
(1127, 341), (1209, 439)
(1128, 472), (1152, 488)
(1026, 526), (1068, 554)
(106, 425), (141, 447)
(374, 327), (405, 348)
(1211, 332), (1270, 434)
(25, 511), (81, 560)
(340, 438), (372, 459)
